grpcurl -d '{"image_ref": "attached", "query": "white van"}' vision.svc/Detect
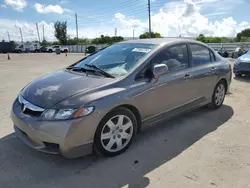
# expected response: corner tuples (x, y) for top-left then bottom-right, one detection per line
(15, 43), (41, 53)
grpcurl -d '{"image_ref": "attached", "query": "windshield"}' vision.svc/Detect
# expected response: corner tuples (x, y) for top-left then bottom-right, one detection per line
(74, 43), (157, 77)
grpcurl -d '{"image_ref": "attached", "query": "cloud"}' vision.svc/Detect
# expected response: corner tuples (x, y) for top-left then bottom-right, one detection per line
(34, 3), (72, 14)
(0, 4), (7, 8)
(113, 0), (250, 38)
(59, 0), (68, 5)
(1, 0), (250, 41)
(4, 0), (27, 11)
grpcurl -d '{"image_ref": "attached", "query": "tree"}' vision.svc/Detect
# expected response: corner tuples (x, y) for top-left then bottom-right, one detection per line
(196, 34), (206, 42)
(91, 35), (124, 45)
(196, 34), (236, 43)
(236, 28), (250, 42)
(139, 32), (162, 39)
(54, 21), (67, 45)
(52, 41), (60, 45)
(40, 39), (52, 47)
(240, 36), (250, 42)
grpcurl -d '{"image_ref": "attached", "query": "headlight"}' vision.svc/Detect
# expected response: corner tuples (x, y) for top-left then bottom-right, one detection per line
(41, 107), (94, 120)
(235, 59), (241, 65)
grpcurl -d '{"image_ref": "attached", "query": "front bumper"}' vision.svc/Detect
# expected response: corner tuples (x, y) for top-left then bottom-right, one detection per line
(233, 63), (250, 74)
(10, 99), (99, 158)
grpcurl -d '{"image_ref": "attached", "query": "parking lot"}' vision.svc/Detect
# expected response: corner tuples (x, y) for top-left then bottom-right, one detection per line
(0, 53), (250, 188)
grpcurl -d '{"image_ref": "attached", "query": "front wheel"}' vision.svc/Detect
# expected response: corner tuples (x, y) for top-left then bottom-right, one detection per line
(94, 107), (137, 157)
(209, 81), (226, 109)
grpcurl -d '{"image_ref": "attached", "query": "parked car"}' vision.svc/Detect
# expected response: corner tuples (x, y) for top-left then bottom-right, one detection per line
(46, 45), (68, 53)
(85, 46), (96, 53)
(39, 46), (47, 53)
(214, 48), (229, 58)
(232, 47), (247, 58)
(11, 38), (232, 158)
(233, 50), (250, 77)
(14, 43), (40, 53)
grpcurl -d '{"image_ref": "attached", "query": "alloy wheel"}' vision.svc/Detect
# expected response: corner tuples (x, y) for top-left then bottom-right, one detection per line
(214, 84), (225, 106)
(100, 115), (133, 152)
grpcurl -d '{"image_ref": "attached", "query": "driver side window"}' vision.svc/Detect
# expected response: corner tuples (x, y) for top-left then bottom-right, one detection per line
(135, 44), (189, 81)
(151, 44), (189, 72)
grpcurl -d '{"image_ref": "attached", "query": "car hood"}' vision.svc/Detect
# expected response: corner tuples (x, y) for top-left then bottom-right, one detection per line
(238, 54), (250, 62)
(21, 70), (114, 108)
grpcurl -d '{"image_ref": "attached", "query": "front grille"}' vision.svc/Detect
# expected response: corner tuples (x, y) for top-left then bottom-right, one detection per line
(23, 106), (43, 117)
(18, 95), (44, 117)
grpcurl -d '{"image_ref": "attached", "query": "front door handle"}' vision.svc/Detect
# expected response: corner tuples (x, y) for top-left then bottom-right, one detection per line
(184, 73), (192, 79)
(210, 67), (217, 71)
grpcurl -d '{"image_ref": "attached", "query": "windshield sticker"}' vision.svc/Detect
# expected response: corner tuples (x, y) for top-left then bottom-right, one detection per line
(132, 48), (152, 53)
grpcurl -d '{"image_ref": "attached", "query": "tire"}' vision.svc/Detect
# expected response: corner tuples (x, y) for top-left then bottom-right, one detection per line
(94, 107), (137, 157)
(49, 49), (52, 53)
(64, 49), (68, 53)
(235, 73), (242, 77)
(209, 81), (226, 109)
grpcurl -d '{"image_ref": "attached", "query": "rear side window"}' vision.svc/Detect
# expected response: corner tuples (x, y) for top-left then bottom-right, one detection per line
(190, 44), (211, 67)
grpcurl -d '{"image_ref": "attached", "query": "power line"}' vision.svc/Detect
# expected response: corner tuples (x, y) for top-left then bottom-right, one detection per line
(77, 0), (143, 14)
(77, 7), (147, 18)
(77, 10), (147, 24)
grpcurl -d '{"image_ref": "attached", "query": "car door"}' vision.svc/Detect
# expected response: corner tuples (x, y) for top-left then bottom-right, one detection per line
(133, 44), (196, 124)
(188, 43), (219, 101)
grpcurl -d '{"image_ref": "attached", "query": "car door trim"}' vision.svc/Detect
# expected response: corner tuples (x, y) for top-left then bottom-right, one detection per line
(142, 96), (206, 124)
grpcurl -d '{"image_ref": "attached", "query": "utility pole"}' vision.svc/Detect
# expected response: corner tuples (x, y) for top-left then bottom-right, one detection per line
(75, 13), (79, 40)
(19, 28), (23, 43)
(148, 0), (152, 38)
(36, 23), (41, 42)
(7, 32), (10, 42)
(115, 28), (117, 36)
(42, 24), (45, 41)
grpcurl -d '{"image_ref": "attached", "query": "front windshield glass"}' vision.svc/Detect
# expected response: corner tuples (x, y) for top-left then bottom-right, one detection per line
(74, 43), (158, 77)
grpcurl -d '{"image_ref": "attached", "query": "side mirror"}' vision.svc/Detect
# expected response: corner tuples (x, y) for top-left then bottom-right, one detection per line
(152, 64), (169, 79)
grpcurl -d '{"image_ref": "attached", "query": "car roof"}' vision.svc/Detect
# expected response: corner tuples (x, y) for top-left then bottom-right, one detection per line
(120, 38), (202, 45)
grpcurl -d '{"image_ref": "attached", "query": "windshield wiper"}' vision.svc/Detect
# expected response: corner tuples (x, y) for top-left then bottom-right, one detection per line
(66, 66), (88, 72)
(84, 64), (115, 78)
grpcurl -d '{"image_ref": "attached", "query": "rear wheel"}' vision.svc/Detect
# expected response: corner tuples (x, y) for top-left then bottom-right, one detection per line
(209, 81), (226, 109)
(49, 49), (52, 53)
(235, 73), (242, 77)
(94, 107), (137, 157)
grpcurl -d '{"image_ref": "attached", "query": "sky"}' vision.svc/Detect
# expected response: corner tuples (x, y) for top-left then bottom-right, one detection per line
(0, 0), (250, 42)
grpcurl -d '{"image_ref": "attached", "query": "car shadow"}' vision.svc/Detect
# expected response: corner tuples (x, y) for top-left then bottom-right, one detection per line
(0, 105), (233, 188)
(234, 75), (250, 83)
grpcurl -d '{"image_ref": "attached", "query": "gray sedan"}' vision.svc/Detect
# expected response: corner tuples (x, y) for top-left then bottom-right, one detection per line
(11, 38), (232, 158)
